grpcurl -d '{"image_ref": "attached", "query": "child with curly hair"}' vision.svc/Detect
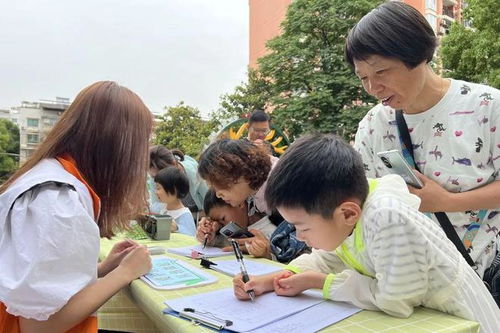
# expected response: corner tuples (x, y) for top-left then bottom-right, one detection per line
(197, 139), (307, 263)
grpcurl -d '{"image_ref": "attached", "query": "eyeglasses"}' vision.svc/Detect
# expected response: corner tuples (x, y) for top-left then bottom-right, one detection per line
(251, 128), (270, 135)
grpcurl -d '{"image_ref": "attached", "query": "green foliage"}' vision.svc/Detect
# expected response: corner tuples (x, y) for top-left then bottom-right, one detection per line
(217, 68), (273, 122)
(0, 119), (20, 182)
(217, 0), (381, 140)
(441, 0), (500, 88)
(153, 102), (218, 158)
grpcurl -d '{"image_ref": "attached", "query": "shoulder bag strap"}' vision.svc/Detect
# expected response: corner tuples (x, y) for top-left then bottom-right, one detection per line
(395, 110), (476, 267)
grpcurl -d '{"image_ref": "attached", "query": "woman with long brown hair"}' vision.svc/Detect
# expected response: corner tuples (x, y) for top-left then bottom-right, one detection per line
(0, 81), (153, 332)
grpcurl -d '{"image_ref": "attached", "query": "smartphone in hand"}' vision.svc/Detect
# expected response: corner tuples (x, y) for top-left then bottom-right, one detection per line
(376, 150), (423, 189)
(219, 222), (254, 239)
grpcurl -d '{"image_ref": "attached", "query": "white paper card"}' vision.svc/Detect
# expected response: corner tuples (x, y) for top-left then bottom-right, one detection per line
(246, 300), (361, 332)
(167, 244), (233, 258)
(211, 259), (282, 277)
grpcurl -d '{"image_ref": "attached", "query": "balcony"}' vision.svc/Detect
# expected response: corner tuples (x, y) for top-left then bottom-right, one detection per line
(443, 6), (455, 18)
(441, 6), (455, 23)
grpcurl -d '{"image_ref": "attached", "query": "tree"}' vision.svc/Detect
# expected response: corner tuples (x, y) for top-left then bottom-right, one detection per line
(217, 68), (273, 122)
(153, 102), (218, 158)
(217, 0), (381, 140)
(441, 0), (500, 88)
(0, 119), (20, 182)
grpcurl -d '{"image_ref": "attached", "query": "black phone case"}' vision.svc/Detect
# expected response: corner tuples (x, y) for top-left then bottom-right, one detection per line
(219, 222), (254, 238)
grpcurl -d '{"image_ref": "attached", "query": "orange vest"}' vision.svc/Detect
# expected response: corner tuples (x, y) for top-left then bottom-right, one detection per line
(0, 155), (100, 333)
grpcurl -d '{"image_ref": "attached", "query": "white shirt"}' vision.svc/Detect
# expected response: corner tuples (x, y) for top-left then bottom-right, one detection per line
(248, 215), (276, 240)
(251, 155), (280, 216)
(0, 159), (99, 320)
(289, 175), (500, 332)
(167, 206), (196, 236)
(354, 79), (500, 277)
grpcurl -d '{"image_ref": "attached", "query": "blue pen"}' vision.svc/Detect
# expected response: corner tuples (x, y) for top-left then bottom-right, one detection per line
(230, 239), (255, 302)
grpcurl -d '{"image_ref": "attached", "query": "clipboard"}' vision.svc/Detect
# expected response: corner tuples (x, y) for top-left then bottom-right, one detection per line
(164, 288), (362, 332)
(141, 257), (218, 290)
(163, 308), (233, 332)
(178, 308), (233, 330)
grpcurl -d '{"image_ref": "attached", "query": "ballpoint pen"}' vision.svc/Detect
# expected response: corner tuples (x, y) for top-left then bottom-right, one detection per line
(202, 233), (208, 250)
(202, 218), (212, 250)
(230, 239), (255, 302)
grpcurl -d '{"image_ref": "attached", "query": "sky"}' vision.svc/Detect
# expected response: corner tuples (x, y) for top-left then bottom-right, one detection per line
(0, 0), (249, 116)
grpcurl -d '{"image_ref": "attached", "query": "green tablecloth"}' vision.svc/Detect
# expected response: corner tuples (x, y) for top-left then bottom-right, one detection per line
(98, 234), (480, 333)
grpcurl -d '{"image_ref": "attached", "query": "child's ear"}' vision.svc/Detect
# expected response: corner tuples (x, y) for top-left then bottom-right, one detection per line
(338, 201), (361, 226)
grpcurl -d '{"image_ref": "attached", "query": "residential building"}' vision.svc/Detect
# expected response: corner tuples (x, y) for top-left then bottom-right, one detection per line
(249, 0), (292, 68)
(439, 0), (463, 34)
(9, 97), (70, 163)
(0, 108), (10, 120)
(248, 0), (463, 68)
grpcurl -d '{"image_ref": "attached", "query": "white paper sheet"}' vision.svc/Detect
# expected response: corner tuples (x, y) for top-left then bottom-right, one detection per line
(167, 244), (233, 258)
(246, 300), (361, 332)
(211, 259), (282, 277)
(165, 288), (353, 332)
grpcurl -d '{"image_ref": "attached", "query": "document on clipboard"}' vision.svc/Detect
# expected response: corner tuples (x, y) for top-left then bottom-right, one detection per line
(164, 288), (361, 332)
(141, 257), (217, 290)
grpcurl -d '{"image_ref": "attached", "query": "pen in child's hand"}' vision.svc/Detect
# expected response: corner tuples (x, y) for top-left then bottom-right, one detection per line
(241, 268), (256, 302)
(202, 234), (208, 250)
(230, 240), (255, 302)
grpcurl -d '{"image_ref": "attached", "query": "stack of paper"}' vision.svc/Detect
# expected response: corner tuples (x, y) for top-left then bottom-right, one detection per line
(164, 287), (360, 332)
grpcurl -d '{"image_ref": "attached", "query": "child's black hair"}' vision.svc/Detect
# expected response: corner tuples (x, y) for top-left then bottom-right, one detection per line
(204, 189), (283, 227)
(203, 189), (229, 214)
(265, 133), (368, 218)
(154, 166), (189, 199)
(345, 1), (437, 69)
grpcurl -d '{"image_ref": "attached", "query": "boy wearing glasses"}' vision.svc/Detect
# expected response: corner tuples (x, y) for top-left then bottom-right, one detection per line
(246, 109), (275, 156)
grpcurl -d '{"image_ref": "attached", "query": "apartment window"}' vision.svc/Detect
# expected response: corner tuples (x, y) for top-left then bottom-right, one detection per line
(27, 118), (39, 127)
(43, 117), (58, 126)
(426, 14), (437, 32)
(426, 0), (437, 11)
(27, 134), (39, 144)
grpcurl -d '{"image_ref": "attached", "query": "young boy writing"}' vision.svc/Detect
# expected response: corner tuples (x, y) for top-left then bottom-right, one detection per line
(154, 166), (196, 236)
(233, 134), (499, 332)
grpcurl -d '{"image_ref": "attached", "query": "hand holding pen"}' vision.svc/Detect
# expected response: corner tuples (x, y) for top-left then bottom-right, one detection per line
(230, 239), (256, 302)
(196, 217), (218, 247)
